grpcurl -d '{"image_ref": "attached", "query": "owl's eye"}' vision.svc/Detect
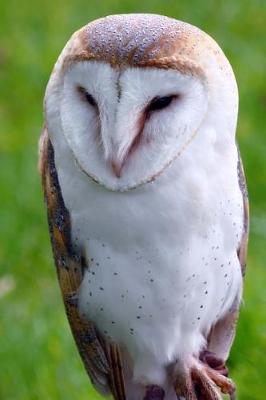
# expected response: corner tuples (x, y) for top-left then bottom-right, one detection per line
(77, 86), (97, 108)
(147, 95), (176, 113)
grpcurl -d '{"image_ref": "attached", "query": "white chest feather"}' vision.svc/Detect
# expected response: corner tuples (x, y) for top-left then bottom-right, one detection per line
(53, 126), (243, 385)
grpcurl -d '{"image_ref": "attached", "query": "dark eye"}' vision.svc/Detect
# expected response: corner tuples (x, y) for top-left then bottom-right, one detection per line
(77, 86), (97, 107)
(147, 95), (176, 113)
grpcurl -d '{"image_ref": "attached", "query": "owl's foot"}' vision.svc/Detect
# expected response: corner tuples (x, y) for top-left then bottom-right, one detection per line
(191, 364), (236, 400)
(144, 385), (165, 400)
(174, 354), (236, 400)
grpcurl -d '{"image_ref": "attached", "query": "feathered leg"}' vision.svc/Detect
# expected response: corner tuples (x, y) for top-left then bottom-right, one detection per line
(173, 354), (236, 400)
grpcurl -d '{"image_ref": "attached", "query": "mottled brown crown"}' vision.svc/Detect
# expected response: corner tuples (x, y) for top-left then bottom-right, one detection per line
(54, 14), (234, 83)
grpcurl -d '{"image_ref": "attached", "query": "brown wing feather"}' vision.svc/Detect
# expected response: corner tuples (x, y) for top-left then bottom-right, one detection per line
(206, 149), (249, 361)
(39, 128), (126, 399)
(236, 151), (249, 277)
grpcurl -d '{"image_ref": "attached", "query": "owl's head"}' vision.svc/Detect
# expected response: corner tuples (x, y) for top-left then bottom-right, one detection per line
(45, 14), (238, 191)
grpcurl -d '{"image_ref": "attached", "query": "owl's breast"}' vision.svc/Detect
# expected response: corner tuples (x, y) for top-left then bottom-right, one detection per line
(69, 169), (242, 368)
(55, 136), (244, 374)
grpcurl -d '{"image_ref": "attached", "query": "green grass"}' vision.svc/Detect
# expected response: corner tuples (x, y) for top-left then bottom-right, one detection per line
(0, 0), (265, 399)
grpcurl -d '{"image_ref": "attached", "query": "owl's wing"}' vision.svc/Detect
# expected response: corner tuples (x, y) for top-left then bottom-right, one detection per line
(39, 128), (126, 400)
(206, 149), (249, 361)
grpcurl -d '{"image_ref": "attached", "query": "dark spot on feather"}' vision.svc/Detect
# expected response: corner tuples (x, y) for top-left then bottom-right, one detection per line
(59, 255), (66, 267)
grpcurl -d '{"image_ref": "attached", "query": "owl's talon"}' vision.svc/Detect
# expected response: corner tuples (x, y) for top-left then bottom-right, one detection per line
(143, 385), (165, 400)
(203, 365), (236, 397)
(230, 390), (237, 400)
(174, 356), (236, 400)
(191, 366), (222, 400)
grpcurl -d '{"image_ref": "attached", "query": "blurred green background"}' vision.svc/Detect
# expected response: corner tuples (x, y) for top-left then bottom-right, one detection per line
(0, 0), (265, 399)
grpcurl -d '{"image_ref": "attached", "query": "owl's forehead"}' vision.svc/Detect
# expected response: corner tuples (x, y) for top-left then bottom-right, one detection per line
(63, 13), (213, 78)
(52, 14), (235, 94)
(84, 14), (191, 65)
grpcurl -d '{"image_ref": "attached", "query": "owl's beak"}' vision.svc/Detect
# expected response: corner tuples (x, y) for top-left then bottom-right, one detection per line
(111, 159), (123, 178)
(110, 140), (131, 178)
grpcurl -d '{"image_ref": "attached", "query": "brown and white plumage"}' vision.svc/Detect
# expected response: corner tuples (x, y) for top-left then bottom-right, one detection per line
(40, 14), (249, 400)
(39, 131), (126, 398)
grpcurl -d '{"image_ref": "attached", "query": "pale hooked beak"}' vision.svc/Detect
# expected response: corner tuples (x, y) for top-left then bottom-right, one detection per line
(111, 159), (123, 178)
(110, 136), (135, 178)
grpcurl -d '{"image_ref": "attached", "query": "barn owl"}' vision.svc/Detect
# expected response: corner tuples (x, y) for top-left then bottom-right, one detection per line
(39, 14), (249, 400)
